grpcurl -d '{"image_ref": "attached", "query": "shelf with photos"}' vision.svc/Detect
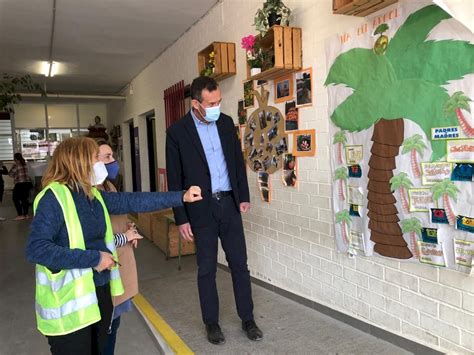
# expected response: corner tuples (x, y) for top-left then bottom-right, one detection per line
(242, 25), (302, 82)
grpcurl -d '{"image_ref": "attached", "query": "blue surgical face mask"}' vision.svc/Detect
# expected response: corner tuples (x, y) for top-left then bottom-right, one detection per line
(105, 160), (120, 180)
(200, 104), (221, 122)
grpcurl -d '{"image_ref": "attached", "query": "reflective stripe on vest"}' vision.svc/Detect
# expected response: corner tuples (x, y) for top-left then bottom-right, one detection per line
(33, 183), (123, 336)
(36, 268), (92, 292)
(36, 292), (98, 320)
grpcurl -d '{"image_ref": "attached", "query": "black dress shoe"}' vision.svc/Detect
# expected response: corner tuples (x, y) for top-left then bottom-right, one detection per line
(205, 323), (226, 345)
(242, 320), (263, 341)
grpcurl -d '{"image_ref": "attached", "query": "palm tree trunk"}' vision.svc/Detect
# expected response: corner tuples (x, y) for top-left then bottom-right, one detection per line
(410, 232), (419, 259)
(443, 194), (456, 225)
(337, 143), (343, 164)
(399, 186), (409, 213)
(368, 119), (412, 259)
(341, 221), (348, 244)
(411, 149), (421, 178)
(456, 108), (474, 137)
(339, 179), (345, 201)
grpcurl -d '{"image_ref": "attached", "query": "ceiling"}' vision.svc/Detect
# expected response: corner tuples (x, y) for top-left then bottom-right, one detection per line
(0, 0), (218, 94)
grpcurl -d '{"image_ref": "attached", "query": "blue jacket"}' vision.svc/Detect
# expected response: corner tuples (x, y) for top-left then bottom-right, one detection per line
(26, 189), (183, 286)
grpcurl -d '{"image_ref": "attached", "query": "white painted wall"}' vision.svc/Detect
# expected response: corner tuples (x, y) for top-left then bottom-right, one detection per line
(107, 1), (474, 352)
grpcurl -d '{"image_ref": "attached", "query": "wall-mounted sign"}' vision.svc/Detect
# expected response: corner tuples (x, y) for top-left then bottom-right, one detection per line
(447, 139), (474, 163)
(421, 162), (453, 185)
(408, 188), (433, 212)
(418, 241), (446, 267)
(345, 145), (363, 165)
(431, 126), (464, 140)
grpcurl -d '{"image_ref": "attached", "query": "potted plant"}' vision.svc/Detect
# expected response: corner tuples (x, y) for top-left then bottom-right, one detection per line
(0, 74), (43, 116)
(200, 51), (216, 77)
(241, 35), (264, 75)
(254, 0), (291, 36)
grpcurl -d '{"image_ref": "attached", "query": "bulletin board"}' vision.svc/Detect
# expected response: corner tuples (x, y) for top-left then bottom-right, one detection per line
(325, 2), (474, 273)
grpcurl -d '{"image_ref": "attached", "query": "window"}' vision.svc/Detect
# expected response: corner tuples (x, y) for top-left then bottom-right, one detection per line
(0, 115), (13, 161)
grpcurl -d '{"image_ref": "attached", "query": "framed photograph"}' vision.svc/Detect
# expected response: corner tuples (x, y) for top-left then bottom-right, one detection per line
(285, 100), (298, 132)
(238, 100), (247, 126)
(243, 80), (255, 108)
(282, 153), (297, 187)
(293, 129), (316, 157)
(274, 74), (294, 103)
(295, 68), (313, 108)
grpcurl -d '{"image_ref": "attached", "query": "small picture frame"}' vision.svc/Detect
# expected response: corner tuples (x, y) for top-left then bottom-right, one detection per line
(284, 100), (298, 132)
(274, 74), (294, 103)
(238, 100), (247, 126)
(243, 80), (255, 108)
(293, 129), (316, 157)
(295, 68), (313, 108)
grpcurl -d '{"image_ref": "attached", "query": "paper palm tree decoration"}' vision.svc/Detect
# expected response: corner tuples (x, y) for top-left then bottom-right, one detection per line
(390, 173), (413, 213)
(333, 130), (347, 164)
(334, 167), (348, 201)
(401, 217), (422, 259)
(431, 179), (459, 225)
(402, 134), (426, 178)
(325, 5), (474, 259)
(335, 209), (351, 245)
(444, 91), (473, 137)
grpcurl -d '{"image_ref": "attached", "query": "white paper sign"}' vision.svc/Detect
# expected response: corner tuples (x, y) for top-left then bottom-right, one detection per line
(418, 241), (446, 267)
(349, 230), (365, 256)
(421, 162), (453, 185)
(408, 188), (433, 212)
(447, 139), (474, 163)
(454, 239), (474, 269)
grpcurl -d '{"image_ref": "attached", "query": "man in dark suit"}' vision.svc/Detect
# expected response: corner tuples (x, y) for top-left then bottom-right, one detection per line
(166, 76), (262, 345)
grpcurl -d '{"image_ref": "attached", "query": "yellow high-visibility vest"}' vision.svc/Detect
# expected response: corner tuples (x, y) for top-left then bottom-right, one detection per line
(33, 182), (124, 336)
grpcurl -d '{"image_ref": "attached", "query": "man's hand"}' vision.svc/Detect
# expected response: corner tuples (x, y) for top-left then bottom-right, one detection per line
(94, 251), (116, 272)
(178, 223), (194, 241)
(183, 186), (203, 203)
(240, 202), (251, 213)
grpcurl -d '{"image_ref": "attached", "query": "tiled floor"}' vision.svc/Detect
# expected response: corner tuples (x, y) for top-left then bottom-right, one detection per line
(1, 194), (412, 354)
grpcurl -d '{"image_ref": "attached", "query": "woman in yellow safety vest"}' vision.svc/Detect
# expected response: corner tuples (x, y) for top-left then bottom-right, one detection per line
(26, 137), (202, 355)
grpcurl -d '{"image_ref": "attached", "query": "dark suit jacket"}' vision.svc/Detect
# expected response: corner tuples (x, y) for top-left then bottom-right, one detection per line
(166, 111), (250, 227)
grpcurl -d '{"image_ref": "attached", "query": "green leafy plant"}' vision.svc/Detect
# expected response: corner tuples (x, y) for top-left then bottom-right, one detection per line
(390, 172), (413, 214)
(0, 74), (44, 113)
(334, 167), (348, 201)
(254, 0), (291, 36)
(333, 130), (347, 164)
(335, 209), (351, 245)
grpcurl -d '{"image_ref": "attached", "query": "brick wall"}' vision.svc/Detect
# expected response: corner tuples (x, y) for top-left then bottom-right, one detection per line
(107, 0), (474, 352)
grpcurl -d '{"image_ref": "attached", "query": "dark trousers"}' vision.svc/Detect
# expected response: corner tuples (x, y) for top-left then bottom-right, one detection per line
(47, 284), (113, 355)
(193, 195), (254, 325)
(12, 182), (31, 216)
(103, 316), (121, 355)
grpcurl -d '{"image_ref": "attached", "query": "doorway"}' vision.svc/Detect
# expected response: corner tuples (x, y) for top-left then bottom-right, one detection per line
(146, 114), (157, 191)
(128, 121), (141, 191)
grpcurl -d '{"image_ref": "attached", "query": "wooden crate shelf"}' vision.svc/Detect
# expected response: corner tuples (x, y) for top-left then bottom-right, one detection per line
(198, 42), (236, 81)
(246, 25), (302, 81)
(333, 0), (398, 16)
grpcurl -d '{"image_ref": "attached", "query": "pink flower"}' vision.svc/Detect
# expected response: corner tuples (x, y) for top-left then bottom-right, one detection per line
(241, 35), (256, 51)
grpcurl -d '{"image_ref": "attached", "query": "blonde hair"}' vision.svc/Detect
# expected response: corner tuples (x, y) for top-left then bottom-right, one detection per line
(42, 137), (99, 199)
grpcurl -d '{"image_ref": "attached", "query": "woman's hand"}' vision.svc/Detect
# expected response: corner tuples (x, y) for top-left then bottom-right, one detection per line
(183, 186), (202, 203)
(94, 251), (116, 272)
(124, 228), (143, 248)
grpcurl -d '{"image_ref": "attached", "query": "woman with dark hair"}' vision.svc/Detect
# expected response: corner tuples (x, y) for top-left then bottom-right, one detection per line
(9, 152), (33, 220)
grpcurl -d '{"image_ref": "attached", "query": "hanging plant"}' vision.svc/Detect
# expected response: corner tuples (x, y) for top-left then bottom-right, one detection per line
(254, 0), (292, 37)
(0, 74), (44, 113)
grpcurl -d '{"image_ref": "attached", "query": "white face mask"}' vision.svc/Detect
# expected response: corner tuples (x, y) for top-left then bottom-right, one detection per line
(91, 161), (108, 186)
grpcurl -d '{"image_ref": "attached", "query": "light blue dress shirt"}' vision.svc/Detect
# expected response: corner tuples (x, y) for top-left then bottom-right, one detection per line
(191, 109), (232, 193)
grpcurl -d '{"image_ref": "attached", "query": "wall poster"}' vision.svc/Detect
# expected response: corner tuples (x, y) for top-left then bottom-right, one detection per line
(326, 1), (474, 272)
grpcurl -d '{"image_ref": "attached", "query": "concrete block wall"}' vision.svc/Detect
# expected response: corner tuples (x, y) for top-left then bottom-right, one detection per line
(107, 0), (474, 353)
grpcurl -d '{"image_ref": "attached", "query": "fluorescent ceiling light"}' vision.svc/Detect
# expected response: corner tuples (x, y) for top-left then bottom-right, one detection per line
(41, 61), (58, 77)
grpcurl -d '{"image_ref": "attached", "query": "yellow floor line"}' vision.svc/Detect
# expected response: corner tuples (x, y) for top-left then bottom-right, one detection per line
(133, 293), (194, 355)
